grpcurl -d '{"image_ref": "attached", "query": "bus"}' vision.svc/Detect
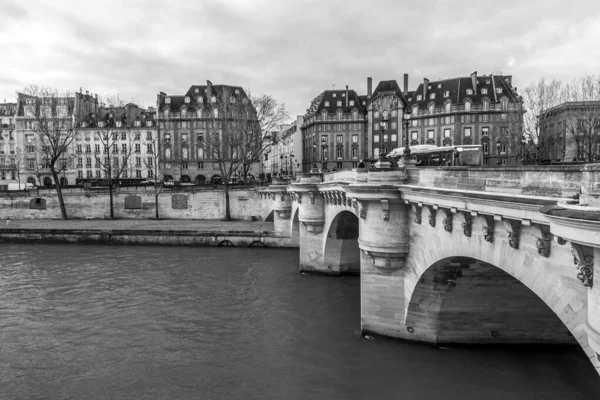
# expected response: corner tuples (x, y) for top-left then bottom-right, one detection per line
(388, 144), (483, 166)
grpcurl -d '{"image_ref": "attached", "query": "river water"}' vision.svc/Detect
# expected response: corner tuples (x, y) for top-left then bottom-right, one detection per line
(0, 243), (599, 399)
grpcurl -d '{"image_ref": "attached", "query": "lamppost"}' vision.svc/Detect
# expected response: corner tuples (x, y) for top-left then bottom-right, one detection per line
(401, 112), (413, 166)
(496, 141), (501, 165)
(279, 154), (283, 176)
(372, 96), (400, 168)
(289, 153), (294, 175)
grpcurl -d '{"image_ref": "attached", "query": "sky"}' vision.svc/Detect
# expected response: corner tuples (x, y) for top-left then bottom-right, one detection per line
(1, 0), (600, 117)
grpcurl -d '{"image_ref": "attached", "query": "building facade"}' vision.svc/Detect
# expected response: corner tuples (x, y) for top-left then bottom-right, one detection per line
(404, 72), (524, 166)
(301, 86), (367, 172)
(539, 101), (600, 163)
(0, 101), (17, 184)
(157, 81), (260, 185)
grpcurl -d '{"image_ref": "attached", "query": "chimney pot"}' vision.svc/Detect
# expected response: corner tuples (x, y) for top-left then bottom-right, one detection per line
(345, 85), (349, 107)
(404, 74), (409, 95)
(367, 77), (373, 97)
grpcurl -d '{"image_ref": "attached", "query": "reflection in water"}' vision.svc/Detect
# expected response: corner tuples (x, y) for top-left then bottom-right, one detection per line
(0, 243), (598, 399)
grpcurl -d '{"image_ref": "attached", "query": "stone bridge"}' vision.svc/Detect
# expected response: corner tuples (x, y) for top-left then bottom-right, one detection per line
(258, 164), (600, 375)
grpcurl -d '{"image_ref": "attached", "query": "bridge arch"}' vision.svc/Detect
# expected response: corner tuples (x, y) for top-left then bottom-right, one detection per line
(322, 209), (360, 275)
(403, 225), (598, 370)
(289, 206), (300, 244)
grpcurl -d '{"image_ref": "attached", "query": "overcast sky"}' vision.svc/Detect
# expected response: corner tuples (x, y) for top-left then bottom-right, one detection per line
(1, 0), (599, 117)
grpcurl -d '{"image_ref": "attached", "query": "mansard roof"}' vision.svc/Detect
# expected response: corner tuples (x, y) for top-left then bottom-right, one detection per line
(159, 84), (248, 112)
(407, 73), (520, 110)
(304, 89), (366, 118)
(370, 80), (409, 108)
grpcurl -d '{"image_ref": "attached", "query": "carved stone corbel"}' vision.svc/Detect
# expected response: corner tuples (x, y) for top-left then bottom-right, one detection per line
(297, 193), (302, 204)
(461, 212), (473, 237)
(362, 250), (406, 272)
(482, 215), (495, 243)
(381, 199), (390, 221)
(352, 199), (359, 215)
(358, 201), (367, 219)
(341, 192), (347, 206)
(302, 221), (324, 234)
(335, 191), (341, 206)
(442, 209), (453, 232)
(414, 204), (422, 225)
(275, 209), (291, 219)
(428, 205), (437, 227)
(346, 196), (352, 207)
(503, 219), (522, 249)
(571, 243), (594, 287)
(536, 224), (552, 258)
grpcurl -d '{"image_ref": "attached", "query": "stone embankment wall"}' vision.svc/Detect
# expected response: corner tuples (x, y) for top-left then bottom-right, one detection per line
(0, 186), (268, 220)
(406, 165), (582, 198)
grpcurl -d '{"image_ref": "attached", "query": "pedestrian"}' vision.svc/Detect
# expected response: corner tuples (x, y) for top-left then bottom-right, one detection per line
(6, 217), (10, 226)
(358, 159), (365, 168)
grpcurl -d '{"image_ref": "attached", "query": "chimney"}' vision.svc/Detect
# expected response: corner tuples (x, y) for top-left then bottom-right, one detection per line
(367, 77), (372, 97)
(404, 74), (409, 95)
(345, 85), (349, 107)
(86, 90), (89, 96)
(470, 71), (478, 94)
(423, 78), (429, 99)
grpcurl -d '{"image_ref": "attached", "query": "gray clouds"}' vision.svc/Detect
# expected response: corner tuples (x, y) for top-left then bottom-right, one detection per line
(1, 0), (600, 115)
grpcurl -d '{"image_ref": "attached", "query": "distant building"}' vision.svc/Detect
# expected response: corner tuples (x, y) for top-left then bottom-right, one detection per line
(264, 116), (303, 177)
(0, 101), (17, 184)
(538, 101), (600, 163)
(156, 81), (259, 184)
(405, 72), (524, 166)
(301, 86), (368, 172)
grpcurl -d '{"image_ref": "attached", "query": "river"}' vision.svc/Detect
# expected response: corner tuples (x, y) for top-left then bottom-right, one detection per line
(0, 243), (599, 399)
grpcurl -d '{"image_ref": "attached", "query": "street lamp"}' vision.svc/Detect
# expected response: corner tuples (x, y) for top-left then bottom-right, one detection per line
(279, 154), (283, 176)
(289, 153), (294, 175)
(372, 96), (400, 168)
(401, 112), (412, 164)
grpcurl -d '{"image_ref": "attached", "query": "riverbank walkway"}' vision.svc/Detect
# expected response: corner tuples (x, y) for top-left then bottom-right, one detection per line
(0, 219), (274, 233)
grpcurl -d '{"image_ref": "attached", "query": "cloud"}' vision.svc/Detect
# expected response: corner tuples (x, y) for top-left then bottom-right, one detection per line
(2, 0), (600, 117)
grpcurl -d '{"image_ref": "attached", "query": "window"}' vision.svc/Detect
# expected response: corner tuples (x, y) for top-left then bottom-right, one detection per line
(321, 135), (328, 143)
(135, 157), (141, 167)
(336, 101), (342, 107)
(78, 170), (83, 178)
(416, 94), (422, 101)
(182, 147), (188, 160)
(336, 147), (343, 159)
(147, 156), (153, 167)
(324, 101), (330, 107)
(466, 89), (473, 95)
(501, 113), (507, 120)
(182, 133), (188, 142)
(136, 170), (142, 178)
(412, 106), (418, 117)
(198, 161), (204, 169)
(411, 120), (418, 127)
(165, 134), (171, 142)
(500, 143), (507, 154)
(391, 110), (397, 117)
(391, 134), (397, 142)
(427, 130), (434, 139)
(374, 111), (379, 118)
(501, 158), (507, 166)
(411, 131), (418, 140)
(352, 147), (358, 158)
(444, 103), (451, 113)
(444, 116), (452, 124)
(349, 100), (354, 106)
(113, 158), (119, 167)
(165, 148), (171, 159)
(165, 97), (171, 104)
(211, 96), (216, 103)
(374, 135), (380, 143)
(481, 88), (488, 94)
(337, 162), (343, 169)
(135, 132), (141, 140)
(135, 143), (141, 153)
(336, 135), (343, 143)
(383, 134), (388, 142)
(86, 170), (92, 178)
(96, 170), (101, 178)
(428, 118), (435, 126)
(213, 109), (218, 118)
(352, 110), (358, 119)
(465, 101), (471, 112)
(482, 127), (489, 136)
(496, 88), (503, 94)
(502, 99), (508, 110)
(76, 144), (82, 153)
(430, 93), (436, 99)
(322, 147), (328, 160)
(428, 105), (434, 114)
(352, 134), (358, 143)
(146, 144), (153, 154)
(86, 158), (92, 167)
(483, 143), (489, 154)
(444, 129), (451, 138)
(77, 158), (83, 168)
(464, 127), (472, 137)
(444, 91), (450, 97)
(146, 131), (152, 140)
(382, 110), (388, 120)
(391, 122), (397, 129)
(197, 147), (204, 159)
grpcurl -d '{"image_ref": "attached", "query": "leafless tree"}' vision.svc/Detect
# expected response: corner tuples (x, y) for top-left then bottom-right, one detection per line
(18, 86), (79, 219)
(142, 131), (167, 219)
(10, 148), (25, 188)
(562, 75), (600, 162)
(88, 110), (135, 219)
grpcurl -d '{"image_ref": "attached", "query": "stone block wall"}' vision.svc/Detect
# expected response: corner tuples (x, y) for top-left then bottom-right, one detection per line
(0, 187), (263, 220)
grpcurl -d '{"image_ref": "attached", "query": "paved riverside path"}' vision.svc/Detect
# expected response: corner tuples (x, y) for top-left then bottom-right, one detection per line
(0, 219), (274, 232)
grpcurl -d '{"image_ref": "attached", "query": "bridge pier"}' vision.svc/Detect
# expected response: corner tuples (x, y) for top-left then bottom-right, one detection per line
(268, 183), (293, 235)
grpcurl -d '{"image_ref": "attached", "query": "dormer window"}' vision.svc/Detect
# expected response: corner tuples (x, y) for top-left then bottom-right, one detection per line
(185, 96), (190, 103)
(211, 96), (216, 103)
(135, 121), (141, 127)
(324, 101), (330, 107)
(416, 94), (422, 101)
(437, 84), (442, 89)
(430, 93), (436, 99)
(336, 101), (342, 107)
(165, 97), (171, 104)
(466, 89), (473, 95)
(412, 106), (418, 116)
(146, 121), (152, 127)
(465, 101), (471, 112)
(428, 85), (432, 89)
(116, 121), (122, 128)
(444, 91), (450, 97)
(428, 104), (434, 114)
(197, 96), (203, 103)
(230, 96), (236, 104)
(341, 93), (345, 97)
(481, 88), (488, 94)
(349, 100), (354, 106)
(483, 100), (489, 111)
(496, 88), (503, 94)
(332, 93), (336, 97)
(445, 102), (451, 113)
(195, 88), (199, 93)
(408, 97), (412, 102)
(362, 101), (366, 106)
(235, 89), (240, 94)
(486, 79), (491, 84)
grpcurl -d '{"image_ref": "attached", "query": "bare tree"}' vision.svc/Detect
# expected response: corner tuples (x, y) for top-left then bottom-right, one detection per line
(10, 148), (25, 188)
(88, 110), (135, 219)
(563, 75), (600, 162)
(18, 86), (79, 219)
(142, 131), (167, 219)
(521, 78), (565, 164)
(238, 93), (290, 179)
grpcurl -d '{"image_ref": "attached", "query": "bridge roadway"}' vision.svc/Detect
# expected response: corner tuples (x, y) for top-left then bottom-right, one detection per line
(258, 164), (600, 375)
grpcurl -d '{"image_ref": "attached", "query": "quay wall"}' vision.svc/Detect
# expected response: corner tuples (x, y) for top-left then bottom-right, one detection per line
(0, 186), (268, 221)
(0, 228), (298, 248)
